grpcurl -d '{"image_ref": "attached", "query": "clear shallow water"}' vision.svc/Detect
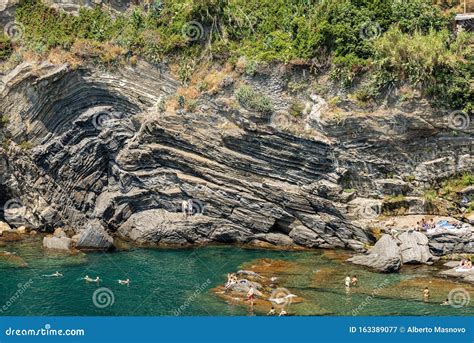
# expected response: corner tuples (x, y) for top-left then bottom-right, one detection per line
(0, 238), (472, 316)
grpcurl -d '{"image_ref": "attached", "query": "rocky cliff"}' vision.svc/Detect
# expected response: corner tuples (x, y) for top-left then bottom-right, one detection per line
(0, 59), (472, 251)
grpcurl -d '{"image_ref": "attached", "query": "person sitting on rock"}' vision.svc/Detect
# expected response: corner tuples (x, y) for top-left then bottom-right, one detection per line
(267, 306), (276, 316)
(464, 259), (472, 270)
(415, 222), (421, 231)
(429, 219), (435, 229)
(421, 218), (429, 231)
(225, 273), (236, 290)
(279, 309), (287, 316)
(441, 298), (450, 306)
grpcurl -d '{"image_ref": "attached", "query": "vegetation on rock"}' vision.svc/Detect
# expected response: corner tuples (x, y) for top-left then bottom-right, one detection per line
(6, 0), (473, 112)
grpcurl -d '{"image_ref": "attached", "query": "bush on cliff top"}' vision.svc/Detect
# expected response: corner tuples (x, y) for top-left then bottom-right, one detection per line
(12, 0), (473, 112)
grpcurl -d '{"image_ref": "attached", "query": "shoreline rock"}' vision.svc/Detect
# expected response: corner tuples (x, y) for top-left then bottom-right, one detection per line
(348, 234), (402, 272)
(43, 235), (72, 251)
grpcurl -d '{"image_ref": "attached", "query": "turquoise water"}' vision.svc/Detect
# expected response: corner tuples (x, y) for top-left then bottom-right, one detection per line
(0, 238), (472, 316)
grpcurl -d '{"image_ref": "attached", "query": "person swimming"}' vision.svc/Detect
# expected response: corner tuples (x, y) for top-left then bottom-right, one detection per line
(83, 275), (101, 283)
(118, 279), (130, 285)
(43, 271), (63, 277)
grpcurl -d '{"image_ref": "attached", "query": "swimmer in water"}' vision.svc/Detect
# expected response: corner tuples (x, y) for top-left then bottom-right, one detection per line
(118, 279), (130, 285)
(83, 275), (101, 283)
(351, 275), (358, 286)
(43, 271), (63, 277)
(345, 276), (351, 287)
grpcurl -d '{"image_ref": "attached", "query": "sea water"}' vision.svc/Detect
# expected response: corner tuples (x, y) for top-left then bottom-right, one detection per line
(0, 238), (472, 316)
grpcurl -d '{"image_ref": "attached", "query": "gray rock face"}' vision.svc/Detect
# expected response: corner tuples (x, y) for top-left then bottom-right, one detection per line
(43, 236), (72, 251)
(348, 234), (402, 272)
(76, 225), (113, 250)
(0, 60), (472, 251)
(398, 230), (434, 264)
(427, 227), (474, 256)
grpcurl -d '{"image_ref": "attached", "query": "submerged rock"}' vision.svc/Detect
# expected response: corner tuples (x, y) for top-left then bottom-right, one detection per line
(0, 251), (28, 268)
(43, 236), (72, 251)
(348, 234), (401, 272)
(0, 229), (22, 242)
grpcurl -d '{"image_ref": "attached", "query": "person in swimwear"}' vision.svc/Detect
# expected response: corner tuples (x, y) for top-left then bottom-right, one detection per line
(423, 287), (430, 301)
(247, 285), (255, 305)
(118, 279), (130, 285)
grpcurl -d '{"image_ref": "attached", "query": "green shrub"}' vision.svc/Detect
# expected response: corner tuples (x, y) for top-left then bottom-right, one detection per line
(289, 100), (305, 117)
(235, 85), (273, 114)
(10, 0), (471, 112)
(19, 140), (33, 150)
(0, 34), (13, 61)
(0, 115), (9, 127)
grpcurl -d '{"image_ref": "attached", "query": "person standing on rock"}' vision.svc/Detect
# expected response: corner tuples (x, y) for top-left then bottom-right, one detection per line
(187, 199), (194, 216)
(181, 200), (188, 215)
(247, 285), (255, 306)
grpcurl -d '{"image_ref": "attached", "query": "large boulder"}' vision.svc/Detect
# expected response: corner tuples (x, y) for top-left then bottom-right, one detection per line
(43, 236), (72, 251)
(76, 225), (113, 250)
(398, 230), (434, 264)
(348, 234), (402, 272)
